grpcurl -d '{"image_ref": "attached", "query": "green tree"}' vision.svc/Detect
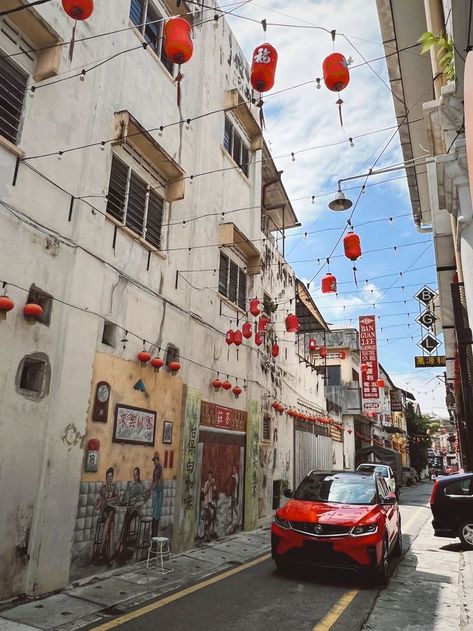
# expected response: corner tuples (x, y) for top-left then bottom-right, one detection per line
(405, 403), (439, 474)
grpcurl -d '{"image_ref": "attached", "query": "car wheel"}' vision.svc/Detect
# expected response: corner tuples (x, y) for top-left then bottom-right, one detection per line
(459, 521), (473, 550)
(392, 523), (402, 558)
(373, 536), (390, 587)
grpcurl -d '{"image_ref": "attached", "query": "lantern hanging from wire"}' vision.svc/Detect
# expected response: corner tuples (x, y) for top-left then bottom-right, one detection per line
(250, 42), (278, 92)
(309, 338), (317, 352)
(258, 316), (271, 333)
(62, 0), (94, 61)
(225, 330), (235, 345)
(242, 322), (253, 339)
(233, 330), (243, 347)
(222, 379), (232, 390)
(168, 361), (181, 374)
(321, 273), (337, 294)
(151, 357), (164, 372)
(285, 313), (300, 333)
(211, 378), (222, 391)
(343, 230), (362, 261)
(255, 332), (263, 346)
(137, 351), (151, 364)
(271, 343), (280, 358)
(232, 385), (242, 398)
(249, 298), (261, 317)
(23, 303), (43, 324)
(319, 346), (328, 359)
(321, 52), (350, 126)
(339, 350), (346, 359)
(0, 295), (14, 321)
(163, 17), (193, 106)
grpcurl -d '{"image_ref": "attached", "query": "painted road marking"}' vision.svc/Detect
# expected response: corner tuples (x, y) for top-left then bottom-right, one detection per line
(91, 553), (271, 630)
(312, 589), (359, 631)
(403, 504), (430, 532)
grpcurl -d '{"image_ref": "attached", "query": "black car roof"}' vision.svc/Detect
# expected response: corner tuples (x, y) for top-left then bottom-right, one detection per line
(437, 472), (473, 485)
(306, 470), (377, 479)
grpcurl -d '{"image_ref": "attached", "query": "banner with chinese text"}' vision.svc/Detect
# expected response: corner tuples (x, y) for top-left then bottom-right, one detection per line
(359, 315), (380, 412)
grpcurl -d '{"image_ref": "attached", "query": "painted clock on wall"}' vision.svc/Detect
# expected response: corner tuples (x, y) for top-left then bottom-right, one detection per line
(92, 381), (111, 422)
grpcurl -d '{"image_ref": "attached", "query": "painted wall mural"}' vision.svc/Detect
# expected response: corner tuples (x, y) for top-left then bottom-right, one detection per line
(244, 400), (260, 530)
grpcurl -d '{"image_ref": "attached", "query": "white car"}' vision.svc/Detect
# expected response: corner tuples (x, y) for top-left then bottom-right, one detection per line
(356, 463), (398, 497)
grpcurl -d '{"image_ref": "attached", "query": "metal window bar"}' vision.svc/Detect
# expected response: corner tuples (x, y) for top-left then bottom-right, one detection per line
(228, 260), (238, 304)
(146, 189), (163, 249)
(238, 268), (246, 311)
(126, 171), (147, 236)
(106, 156), (128, 222)
(224, 116), (233, 154)
(219, 252), (228, 297)
(0, 53), (27, 144)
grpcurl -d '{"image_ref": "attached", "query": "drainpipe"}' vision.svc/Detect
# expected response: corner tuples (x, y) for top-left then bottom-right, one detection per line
(424, 0), (446, 99)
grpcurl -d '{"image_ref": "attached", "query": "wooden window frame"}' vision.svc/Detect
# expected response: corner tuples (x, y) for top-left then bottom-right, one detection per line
(223, 115), (250, 178)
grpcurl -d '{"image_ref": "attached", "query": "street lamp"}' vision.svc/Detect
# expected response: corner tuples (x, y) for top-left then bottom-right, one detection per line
(328, 189), (352, 211)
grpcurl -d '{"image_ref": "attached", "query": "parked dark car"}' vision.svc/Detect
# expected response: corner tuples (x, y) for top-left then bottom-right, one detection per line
(430, 472), (473, 549)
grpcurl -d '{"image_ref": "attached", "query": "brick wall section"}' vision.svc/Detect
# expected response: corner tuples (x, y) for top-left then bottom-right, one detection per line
(70, 480), (176, 572)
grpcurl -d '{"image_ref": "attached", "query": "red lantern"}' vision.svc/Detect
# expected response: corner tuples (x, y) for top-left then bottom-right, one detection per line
(285, 314), (300, 333)
(319, 346), (327, 358)
(250, 43), (278, 92)
(255, 332), (263, 346)
(0, 295), (14, 321)
(309, 338), (317, 352)
(211, 378), (222, 391)
(23, 303), (43, 322)
(168, 361), (181, 373)
(151, 357), (164, 372)
(339, 351), (346, 359)
(343, 231), (362, 261)
(272, 402), (280, 410)
(232, 386), (242, 398)
(225, 330), (235, 345)
(258, 316), (271, 333)
(277, 404), (285, 413)
(222, 380), (232, 390)
(321, 273), (337, 294)
(242, 322), (253, 339)
(163, 17), (193, 64)
(249, 299), (261, 317)
(360, 363), (368, 373)
(137, 351), (151, 364)
(376, 379), (385, 388)
(322, 52), (350, 92)
(234, 330), (243, 347)
(62, 0), (93, 20)
(271, 344), (280, 358)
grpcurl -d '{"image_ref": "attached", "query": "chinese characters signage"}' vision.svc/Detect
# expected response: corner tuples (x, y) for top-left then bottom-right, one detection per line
(390, 390), (403, 412)
(415, 355), (446, 367)
(113, 404), (156, 446)
(200, 402), (247, 433)
(359, 315), (380, 410)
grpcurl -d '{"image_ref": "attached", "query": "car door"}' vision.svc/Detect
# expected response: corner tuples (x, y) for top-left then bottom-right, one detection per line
(442, 477), (473, 526)
(377, 476), (397, 546)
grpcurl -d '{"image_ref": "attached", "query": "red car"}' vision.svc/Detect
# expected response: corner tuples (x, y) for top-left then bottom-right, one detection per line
(272, 470), (402, 585)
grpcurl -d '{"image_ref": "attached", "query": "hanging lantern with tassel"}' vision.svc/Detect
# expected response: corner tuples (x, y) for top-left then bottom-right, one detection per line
(343, 230), (362, 261)
(211, 378), (222, 391)
(319, 346), (328, 359)
(242, 322), (253, 339)
(322, 52), (350, 126)
(258, 316), (271, 333)
(249, 298), (261, 317)
(222, 379), (232, 390)
(233, 330), (243, 347)
(255, 332), (263, 346)
(232, 385), (242, 398)
(309, 338), (317, 352)
(23, 303), (43, 324)
(285, 314), (299, 333)
(151, 357), (164, 372)
(62, 0), (94, 61)
(168, 361), (181, 374)
(271, 343), (279, 358)
(250, 43), (278, 92)
(163, 17), (193, 107)
(225, 330), (235, 345)
(321, 273), (337, 294)
(0, 295), (14, 321)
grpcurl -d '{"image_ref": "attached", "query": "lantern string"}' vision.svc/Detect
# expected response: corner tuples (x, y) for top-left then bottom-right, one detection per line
(68, 22), (77, 63)
(336, 98), (344, 127)
(175, 67), (184, 107)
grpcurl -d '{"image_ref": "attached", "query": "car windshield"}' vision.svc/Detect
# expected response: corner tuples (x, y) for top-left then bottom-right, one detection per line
(358, 465), (389, 477)
(294, 473), (377, 505)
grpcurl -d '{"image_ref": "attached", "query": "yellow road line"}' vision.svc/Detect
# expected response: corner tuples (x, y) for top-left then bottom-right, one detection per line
(312, 589), (359, 631)
(91, 552), (271, 630)
(403, 504), (430, 532)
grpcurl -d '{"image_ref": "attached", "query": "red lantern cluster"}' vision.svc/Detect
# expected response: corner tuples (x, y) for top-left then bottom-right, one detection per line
(343, 231), (362, 261)
(322, 53), (350, 92)
(62, 0), (94, 20)
(285, 313), (300, 333)
(321, 273), (337, 294)
(250, 43), (278, 92)
(163, 17), (193, 65)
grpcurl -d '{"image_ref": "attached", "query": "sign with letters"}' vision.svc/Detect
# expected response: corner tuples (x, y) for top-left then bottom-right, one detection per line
(113, 404), (156, 446)
(359, 315), (380, 411)
(415, 286), (437, 306)
(416, 309), (438, 330)
(415, 355), (446, 367)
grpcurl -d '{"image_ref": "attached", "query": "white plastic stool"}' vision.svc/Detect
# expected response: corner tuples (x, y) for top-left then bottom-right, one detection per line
(146, 536), (173, 574)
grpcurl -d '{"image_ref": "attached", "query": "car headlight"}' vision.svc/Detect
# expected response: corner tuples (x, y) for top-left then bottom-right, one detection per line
(351, 523), (378, 536)
(273, 515), (291, 529)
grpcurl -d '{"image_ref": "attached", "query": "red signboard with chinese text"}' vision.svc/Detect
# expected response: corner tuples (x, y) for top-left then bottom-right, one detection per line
(359, 316), (380, 404)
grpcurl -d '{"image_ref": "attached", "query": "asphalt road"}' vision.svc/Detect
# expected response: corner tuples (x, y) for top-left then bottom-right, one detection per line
(92, 482), (433, 631)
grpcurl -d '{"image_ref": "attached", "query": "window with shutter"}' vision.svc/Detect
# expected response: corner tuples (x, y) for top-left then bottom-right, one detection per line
(238, 269), (246, 311)
(224, 117), (233, 153)
(223, 116), (250, 179)
(262, 416), (271, 441)
(106, 153), (165, 250)
(228, 260), (238, 304)
(219, 252), (229, 296)
(241, 145), (249, 177)
(0, 55), (27, 145)
(130, 0), (173, 75)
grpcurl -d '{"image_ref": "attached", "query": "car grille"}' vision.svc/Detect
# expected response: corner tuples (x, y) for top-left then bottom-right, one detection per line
(285, 540), (356, 566)
(289, 521), (351, 536)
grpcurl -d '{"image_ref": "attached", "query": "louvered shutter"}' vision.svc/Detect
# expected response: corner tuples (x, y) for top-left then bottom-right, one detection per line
(146, 189), (163, 249)
(228, 260), (238, 303)
(224, 117), (233, 153)
(106, 156), (128, 222)
(126, 171), (147, 236)
(0, 54), (27, 144)
(219, 252), (229, 296)
(238, 269), (246, 310)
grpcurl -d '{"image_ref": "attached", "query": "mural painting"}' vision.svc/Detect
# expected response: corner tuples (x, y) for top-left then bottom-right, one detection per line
(244, 400), (260, 530)
(195, 402), (246, 544)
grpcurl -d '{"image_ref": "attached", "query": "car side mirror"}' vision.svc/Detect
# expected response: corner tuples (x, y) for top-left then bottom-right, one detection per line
(283, 488), (293, 498)
(382, 492), (396, 505)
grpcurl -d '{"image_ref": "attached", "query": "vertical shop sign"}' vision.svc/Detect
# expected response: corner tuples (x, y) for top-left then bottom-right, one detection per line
(359, 316), (380, 412)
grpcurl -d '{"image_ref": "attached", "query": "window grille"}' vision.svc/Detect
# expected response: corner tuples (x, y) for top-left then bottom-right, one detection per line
(223, 115), (250, 177)
(219, 251), (247, 310)
(106, 155), (164, 249)
(130, 0), (173, 74)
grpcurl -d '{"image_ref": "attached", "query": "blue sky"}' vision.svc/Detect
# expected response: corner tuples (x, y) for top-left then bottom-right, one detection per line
(228, 0), (447, 416)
